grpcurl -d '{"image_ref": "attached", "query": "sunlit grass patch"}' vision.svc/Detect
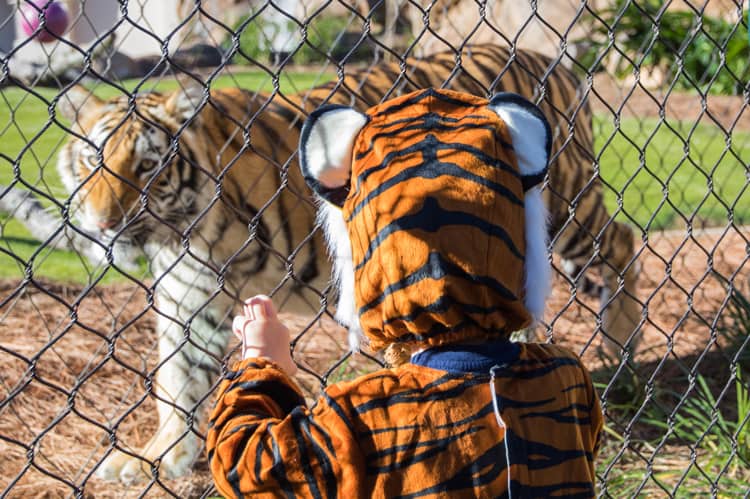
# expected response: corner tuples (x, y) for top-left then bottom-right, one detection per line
(595, 115), (750, 230)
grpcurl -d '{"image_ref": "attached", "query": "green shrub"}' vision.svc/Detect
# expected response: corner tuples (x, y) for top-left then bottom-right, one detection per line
(587, 0), (749, 95)
(718, 288), (750, 373)
(226, 14), (267, 64)
(295, 15), (353, 64)
(225, 14), (364, 65)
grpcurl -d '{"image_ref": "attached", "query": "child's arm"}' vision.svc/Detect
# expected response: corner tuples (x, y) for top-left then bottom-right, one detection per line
(583, 365), (604, 460)
(575, 355), (604, 478)
(206, 296), (364, 498)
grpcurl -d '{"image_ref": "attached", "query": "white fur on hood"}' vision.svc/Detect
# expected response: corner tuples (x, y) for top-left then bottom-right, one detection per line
(317, 200), (364, 351)
(489, 94), (552, 325)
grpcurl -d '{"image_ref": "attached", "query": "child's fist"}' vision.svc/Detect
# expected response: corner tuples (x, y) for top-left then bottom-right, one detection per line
(232, 295), (297, 375)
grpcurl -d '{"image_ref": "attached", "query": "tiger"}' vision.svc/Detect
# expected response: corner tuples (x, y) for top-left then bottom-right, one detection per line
(47, 44), (637, 482)
(206, 87), (603, 498)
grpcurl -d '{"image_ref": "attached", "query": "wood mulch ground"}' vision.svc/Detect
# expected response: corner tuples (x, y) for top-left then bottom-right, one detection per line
(0, 225), (747, 498)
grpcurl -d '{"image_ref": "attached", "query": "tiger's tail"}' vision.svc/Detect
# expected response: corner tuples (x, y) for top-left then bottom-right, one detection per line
(0, 184), (140, 271)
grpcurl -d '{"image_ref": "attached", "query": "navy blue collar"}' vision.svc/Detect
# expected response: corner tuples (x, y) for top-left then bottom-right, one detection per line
(410, 339), (520, 374)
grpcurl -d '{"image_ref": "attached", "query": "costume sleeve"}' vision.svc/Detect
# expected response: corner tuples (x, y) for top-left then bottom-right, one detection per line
(580, 359), (604, 460)
(206, 358), (364, 499)
(590, 381), (604, 459)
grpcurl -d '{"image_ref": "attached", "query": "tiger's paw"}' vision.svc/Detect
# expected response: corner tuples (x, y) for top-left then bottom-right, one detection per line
(600, 291), (642, 356)
(96, 432), (199, 484)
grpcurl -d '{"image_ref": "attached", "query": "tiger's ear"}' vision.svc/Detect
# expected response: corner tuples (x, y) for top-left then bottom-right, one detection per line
(488, 92), (552, 191)
(299, 105), (368, 207)
(58, 85), (103, 122)
(164, 84), (206, 122)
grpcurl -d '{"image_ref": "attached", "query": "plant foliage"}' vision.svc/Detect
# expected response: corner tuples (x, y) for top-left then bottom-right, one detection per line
(227, 14), (360, 65)
(589, 0), (749, 95)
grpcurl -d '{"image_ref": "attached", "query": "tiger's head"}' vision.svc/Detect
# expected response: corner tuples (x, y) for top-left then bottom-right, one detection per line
(57, 84), (207, 245)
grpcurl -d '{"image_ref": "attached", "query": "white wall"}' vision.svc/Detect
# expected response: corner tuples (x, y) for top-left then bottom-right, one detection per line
(0, 0), (15, 54)
(5, 0), (191, 57)
(65, 0), (188, 57)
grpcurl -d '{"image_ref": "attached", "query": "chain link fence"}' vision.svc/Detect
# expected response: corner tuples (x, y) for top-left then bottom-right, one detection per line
(0, 0), (748, 496)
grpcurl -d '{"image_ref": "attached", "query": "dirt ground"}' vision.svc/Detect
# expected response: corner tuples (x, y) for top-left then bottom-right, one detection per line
(0, 226), (747, 498)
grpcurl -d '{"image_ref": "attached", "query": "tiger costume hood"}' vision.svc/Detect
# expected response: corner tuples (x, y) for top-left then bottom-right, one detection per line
(299, 88), (553, 353)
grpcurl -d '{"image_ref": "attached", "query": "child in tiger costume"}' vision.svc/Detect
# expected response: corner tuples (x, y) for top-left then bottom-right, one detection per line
(207, 88), (603, 498)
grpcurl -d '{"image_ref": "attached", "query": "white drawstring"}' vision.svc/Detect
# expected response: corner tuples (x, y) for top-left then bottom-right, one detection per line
(490, 364), (512, 499)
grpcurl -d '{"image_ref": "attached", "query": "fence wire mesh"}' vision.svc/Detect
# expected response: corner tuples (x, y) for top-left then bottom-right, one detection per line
(0, 0), (749, 497)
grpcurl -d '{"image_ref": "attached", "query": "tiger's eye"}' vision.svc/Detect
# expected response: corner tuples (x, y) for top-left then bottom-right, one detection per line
(81, 150), (98, 171)
(139, 158), (159, 174)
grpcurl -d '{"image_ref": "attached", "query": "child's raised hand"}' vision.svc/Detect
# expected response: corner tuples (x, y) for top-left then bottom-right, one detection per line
(232, 295), (297, 375)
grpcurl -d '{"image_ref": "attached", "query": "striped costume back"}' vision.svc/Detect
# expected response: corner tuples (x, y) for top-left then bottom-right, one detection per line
(208, 344), (602, 497)
(345, 90), (532, 350)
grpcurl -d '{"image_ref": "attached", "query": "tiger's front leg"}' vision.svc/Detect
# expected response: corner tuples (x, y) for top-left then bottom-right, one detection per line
(96, 265), (232, 484)
(598, 221), (642, 353)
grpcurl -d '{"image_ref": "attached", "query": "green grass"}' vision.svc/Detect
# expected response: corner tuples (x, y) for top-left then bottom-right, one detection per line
(593, 288), (750, 497)
(0, 212), (150, 284)
(1, 71), (749, 283)
(0, 85), (65, 191)
(596, 369), (750, 498)
(595, 115), (750, 230)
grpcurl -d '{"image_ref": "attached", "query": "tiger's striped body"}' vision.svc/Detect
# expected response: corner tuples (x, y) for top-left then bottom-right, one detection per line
(57, 86), (330, 483)
(52, 45), (635, 482)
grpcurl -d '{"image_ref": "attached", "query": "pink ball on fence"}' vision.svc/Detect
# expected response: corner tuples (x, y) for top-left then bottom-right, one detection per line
(19, 0), (69, 43)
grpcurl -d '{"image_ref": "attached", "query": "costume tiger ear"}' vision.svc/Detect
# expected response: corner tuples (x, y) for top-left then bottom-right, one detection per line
(489, 92), (553, 324)
(299, 105), (369, 207)
(489, 92), (552, 191)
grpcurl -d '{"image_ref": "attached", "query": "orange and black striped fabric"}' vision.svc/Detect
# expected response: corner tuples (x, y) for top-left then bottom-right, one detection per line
(207, 343), (602, 498)
(208, 88), (602, 498)
(341, 89), (532, 352)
